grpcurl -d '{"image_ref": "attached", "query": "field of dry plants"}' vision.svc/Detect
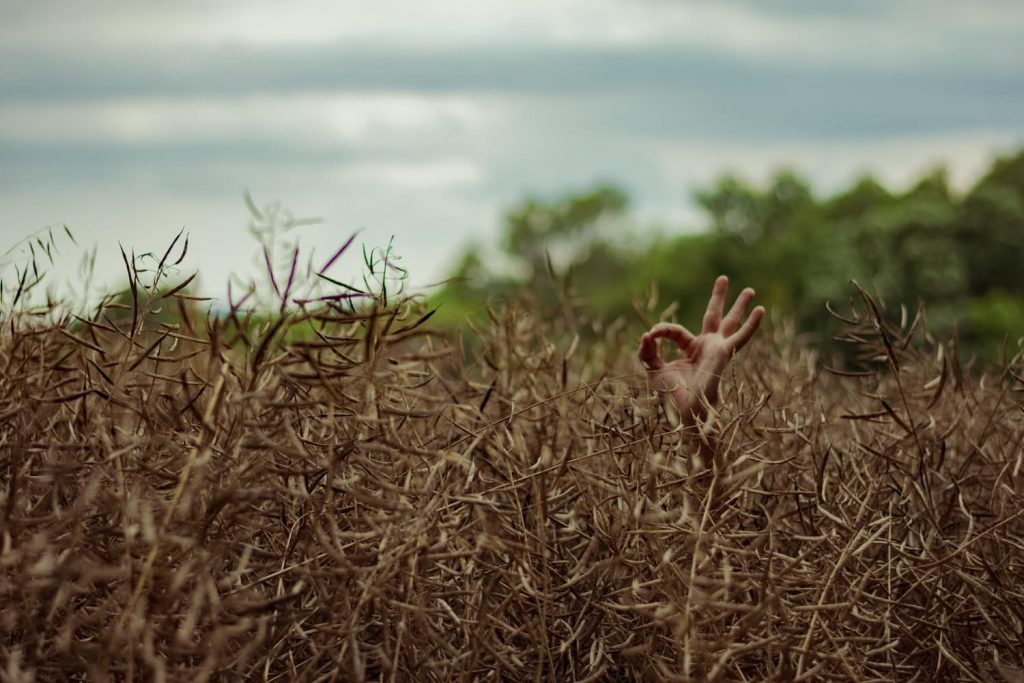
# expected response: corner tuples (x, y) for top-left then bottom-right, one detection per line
(1, 232), (1023, 681)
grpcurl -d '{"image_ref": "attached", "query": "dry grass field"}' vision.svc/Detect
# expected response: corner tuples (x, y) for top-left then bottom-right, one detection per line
(1, 237), (1023, 681)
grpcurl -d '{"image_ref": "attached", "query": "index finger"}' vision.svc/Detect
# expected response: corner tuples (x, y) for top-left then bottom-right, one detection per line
(638, 332), (664, 370)
(648, 322), (696, 350)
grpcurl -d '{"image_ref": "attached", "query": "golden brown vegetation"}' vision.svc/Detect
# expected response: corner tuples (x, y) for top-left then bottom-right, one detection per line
(1, 240), (1023, 681)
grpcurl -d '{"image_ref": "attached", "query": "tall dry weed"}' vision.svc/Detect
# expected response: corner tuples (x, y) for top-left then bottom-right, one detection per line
(1, 238), (1022, 681)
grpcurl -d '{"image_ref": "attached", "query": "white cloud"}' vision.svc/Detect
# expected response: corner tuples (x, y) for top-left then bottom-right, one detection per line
(334, 159), (484, 190)
(647, 129), (1024, 196)
(3, 0), (1023, 70)
(0, 94), (494, 145)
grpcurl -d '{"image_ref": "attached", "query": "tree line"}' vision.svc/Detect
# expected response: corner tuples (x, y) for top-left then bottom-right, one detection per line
(437, 149), (1024, 361)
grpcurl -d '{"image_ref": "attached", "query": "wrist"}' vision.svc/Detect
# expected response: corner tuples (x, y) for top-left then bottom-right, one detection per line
(669, 387), (704, 427)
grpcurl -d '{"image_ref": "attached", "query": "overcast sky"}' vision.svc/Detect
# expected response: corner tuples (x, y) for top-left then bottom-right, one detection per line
(2, 0), (1023, 296)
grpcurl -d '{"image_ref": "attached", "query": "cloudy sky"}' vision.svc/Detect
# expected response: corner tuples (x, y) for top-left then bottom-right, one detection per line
(2, 0), (1023, 295)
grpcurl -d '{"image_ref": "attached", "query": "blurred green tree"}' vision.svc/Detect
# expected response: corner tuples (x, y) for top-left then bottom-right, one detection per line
(503, 183), (629, 281)
(435, 149), (1024, 361)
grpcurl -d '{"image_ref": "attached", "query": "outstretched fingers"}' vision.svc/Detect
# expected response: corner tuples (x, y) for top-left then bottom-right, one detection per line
(727, 305), (765, 351)
(721, 287), (755, 336)
(702, 275), (729, 333)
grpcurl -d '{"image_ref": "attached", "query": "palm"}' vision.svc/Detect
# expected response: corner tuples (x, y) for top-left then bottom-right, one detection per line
(654, 333), (733, 405)
(638, 276), (764, 425)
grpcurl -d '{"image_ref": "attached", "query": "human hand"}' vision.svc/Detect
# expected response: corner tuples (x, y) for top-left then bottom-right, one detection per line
(638, 275), (764, 427)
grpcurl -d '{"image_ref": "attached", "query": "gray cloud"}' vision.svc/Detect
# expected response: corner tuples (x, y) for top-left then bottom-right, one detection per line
(3, 41), (1023, 150)
(4, 43), (1022, 96)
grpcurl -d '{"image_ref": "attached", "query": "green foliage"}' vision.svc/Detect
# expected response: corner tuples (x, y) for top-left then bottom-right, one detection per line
(433, 183), (631, 327)
(436, 150), (1024, 360)
(963, 289), (1024, 359)
(503, 183), (629, 278)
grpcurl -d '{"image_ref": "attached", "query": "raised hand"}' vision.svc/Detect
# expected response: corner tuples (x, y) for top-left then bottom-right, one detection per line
(638, 275), (764, 427)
